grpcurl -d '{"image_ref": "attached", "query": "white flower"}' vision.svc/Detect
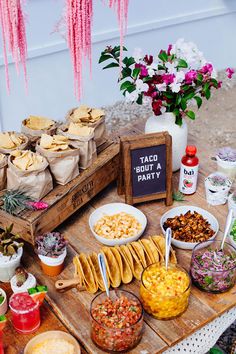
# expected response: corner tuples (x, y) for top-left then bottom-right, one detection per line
(165, 61), (177, 74)
(125, 90), (139, 102)
(133, 48), (143, 62)
(175, 71), (185, 83)
(136, 79), (149, 92)
(211, 68), (218, 79)
(156, 83), (167, 92)
(160, 106), (167, 114)
(169, 79), (181, 93)
(171, 38), (207, 70)
(147, 62), (157, 76)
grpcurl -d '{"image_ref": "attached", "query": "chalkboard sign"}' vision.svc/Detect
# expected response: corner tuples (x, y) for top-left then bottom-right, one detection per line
(118, 132), (173, 206)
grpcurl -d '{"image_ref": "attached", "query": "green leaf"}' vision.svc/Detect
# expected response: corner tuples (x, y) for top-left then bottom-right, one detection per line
(136, 95), (143, 105)
(180, 99), (187, 111)
(98, 54), (113, 63)
(182, 85), (190, 91)
(186, 110), (195, 120)
(205, 88), (211, 100)
(184, 92), (195, 101)
(121, 67), (132, 79)
(210, 78), (218, 88)
(173, 191), (185, 202)
(204, 276), (213, 285)
(0, 296), (4, 305)
(132, 68), (140, 79)
(163, 92), (174, 99)
(177, 59), (188, 68)
(143, 76), (152, 82)
(123, 57), (135, 66)
(203, 82), (210, 93)
(197, 73), (203, 82)
(194, 96), (202, 109)
(158, 64), (165, 70)
(158, 51), (168, 62)
(120, 80), (133, 90)
(176, 95), (181, 105)
(102, 62), (119, 69)
(125, 85), (136, 93)
(175, 115), (183, 126)
(209, 347), (224, 354)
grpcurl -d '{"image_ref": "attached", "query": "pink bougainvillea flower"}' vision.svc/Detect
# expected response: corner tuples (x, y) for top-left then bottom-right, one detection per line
(226, 67), (234, 79)
(152, 99), (163, 115)
(167, 44), (172, 56)
(162, 73), (175, 84)
(144, 55), (153, 65)
(185, 70), (197, 84)
(27, 201), (49, 210)
(135, 63), (148, 77)
(200, 63), (213, 75)
(217, 81), (222, 89)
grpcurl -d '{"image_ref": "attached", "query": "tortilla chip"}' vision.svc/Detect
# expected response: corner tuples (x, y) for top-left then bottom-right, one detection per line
(40, 134), (54, 149)
(77, 254), (98, 293)
(111, 247), (133, 284)
(11, 150), (44, 171)
(131, 242), (147, 268)
(0, 132), (23, 149)
(138, 239), (154, 265)
(90, 109), (105, 120)
(68, 123), (93, 136)
(127, 244), (143, 280)
(101, 246), (121, 288)
(40, 134), (70, 151)
(88, 252), (107, 291)
(26, 115), (55, 130)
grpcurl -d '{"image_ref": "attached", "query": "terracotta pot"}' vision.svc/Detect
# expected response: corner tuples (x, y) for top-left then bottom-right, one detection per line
(38, 249), (67, 277)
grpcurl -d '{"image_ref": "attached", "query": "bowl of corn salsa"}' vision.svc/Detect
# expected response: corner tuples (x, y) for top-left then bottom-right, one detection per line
(140, 262), (191, 320)
(90, 290), (143, 352)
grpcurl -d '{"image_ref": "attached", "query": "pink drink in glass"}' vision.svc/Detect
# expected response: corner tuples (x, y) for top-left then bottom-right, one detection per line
(9, 292), (40, 334)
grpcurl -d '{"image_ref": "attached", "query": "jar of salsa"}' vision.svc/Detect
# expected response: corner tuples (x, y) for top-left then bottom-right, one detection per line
(9, 292), (40, 334)
(190, 240), (236, 293)
(90, 290), (143, 352)
(140, 262), (191, 320)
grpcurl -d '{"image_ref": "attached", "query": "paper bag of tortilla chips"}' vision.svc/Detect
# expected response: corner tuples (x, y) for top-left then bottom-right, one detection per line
(7, 150), (53, 199)
(36, 134), (80, 185)
(0, 154), (7, 191)
(66, 106), (106, 147)
(57, 123), (97, 169)
(0, 132), (29, 154)
(21, 115), (58, 144)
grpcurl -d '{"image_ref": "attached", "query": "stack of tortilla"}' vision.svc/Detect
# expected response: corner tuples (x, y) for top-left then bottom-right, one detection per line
(68, 105), (104, 124)
(40, 134), (71, 151)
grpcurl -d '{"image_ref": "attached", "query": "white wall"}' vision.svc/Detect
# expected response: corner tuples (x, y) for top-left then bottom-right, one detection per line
(0, 0), (236, 131)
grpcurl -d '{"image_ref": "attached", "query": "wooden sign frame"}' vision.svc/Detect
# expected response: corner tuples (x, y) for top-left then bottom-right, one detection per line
(118, 132), (173, 206)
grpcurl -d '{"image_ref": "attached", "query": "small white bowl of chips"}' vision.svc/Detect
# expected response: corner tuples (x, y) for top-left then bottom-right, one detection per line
(89, 203), (147, 246)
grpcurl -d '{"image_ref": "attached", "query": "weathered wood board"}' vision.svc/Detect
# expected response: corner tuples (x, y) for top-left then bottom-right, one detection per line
(0, 140), (120, 244)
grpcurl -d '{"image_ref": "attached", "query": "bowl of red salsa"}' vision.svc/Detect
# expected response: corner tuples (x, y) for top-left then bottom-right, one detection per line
(90, 290), (144, 352)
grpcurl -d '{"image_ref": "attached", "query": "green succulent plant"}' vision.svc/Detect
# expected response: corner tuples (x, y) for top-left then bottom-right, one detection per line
(0, 224), (24, 257)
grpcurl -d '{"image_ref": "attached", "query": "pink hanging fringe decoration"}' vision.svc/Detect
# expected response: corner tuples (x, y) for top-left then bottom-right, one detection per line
(0, 0), (27, 92)
(66, 0), (93, 100)
(109, 0), (129, 68)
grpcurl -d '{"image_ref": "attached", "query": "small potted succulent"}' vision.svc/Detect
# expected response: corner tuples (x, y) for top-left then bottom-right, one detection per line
(214, 147), (236, 181)
(0, 289), (7, 316)
(228, 191), (236, 218)
(35, 232), (67, 277)
(205, 172), (232, 206)
(0, 224), (24, 282)
(10, 267), (37, 294)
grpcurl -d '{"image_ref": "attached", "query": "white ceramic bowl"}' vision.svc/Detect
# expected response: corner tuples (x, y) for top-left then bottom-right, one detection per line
(160, 205), (219, 250)
(24, 330), (81, 354)
(89, 203), (147, 246)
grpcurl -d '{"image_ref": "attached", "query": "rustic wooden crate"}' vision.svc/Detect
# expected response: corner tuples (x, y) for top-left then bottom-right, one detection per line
(0, 140), (119, 244)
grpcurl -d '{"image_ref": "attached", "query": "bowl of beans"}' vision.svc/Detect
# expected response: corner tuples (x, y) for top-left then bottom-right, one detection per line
(140, 262), (191, 320)
(90, 289), (144, 352)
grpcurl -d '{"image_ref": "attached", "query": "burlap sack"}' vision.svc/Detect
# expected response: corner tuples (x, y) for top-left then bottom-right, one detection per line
(66, 108), (106, 147)
(57, 124), (97, 169)
(7, 155), (53, 200)
(21, 119), (58, 144)
(36, 143), (80, 185)
(0, 155), (7, 191)
(0, 132), (29, 154)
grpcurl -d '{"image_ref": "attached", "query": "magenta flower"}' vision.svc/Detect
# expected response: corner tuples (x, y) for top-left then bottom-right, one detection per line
(162, 73), (175, 84)
(185, 70), (197, 84)
(201, 63), (213, 74)
(217, 81), (222, 89)
(226, 67), (234, 79)
(27, 201), (49, 210)
(167, 44), (172, 56)
(135, 63), (148, 77)
(144, 55), (153, 65)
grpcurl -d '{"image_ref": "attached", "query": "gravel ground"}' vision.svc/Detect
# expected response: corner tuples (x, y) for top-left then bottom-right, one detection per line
(103, 71), (236, 354)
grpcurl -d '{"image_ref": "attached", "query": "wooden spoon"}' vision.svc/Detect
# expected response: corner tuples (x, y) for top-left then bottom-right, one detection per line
(55, 278), (85, 291)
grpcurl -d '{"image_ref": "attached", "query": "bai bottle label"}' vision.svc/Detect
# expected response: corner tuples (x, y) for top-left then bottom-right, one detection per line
(179, 146), (199, 195)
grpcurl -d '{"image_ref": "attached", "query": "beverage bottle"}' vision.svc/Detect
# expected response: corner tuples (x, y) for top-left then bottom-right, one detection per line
(179, 145), (199, 195)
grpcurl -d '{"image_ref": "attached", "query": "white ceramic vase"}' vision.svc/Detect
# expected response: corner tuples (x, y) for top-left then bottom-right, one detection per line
(0, 247), (23, 282)
(145, 112), (188, 171)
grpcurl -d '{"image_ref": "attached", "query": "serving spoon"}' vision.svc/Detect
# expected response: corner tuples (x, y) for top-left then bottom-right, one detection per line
(214, 209), (233, 261)
(98, 253), (110, 298)
(165, 227), (172, 270)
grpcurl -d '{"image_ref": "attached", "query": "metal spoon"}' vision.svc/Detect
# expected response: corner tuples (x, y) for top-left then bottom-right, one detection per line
(165, 227), (172, 270)
(98, 253), (110, 298)
(220, 209), (233, 251)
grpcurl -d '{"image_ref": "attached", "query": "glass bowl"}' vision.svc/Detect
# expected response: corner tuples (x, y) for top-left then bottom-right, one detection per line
(140, 262), (191, 320)
(90, 289), (143, 353)
(190, 240), (236, 293)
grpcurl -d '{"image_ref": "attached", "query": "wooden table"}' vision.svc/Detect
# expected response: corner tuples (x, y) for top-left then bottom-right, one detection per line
(2, 119), (236, 353)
